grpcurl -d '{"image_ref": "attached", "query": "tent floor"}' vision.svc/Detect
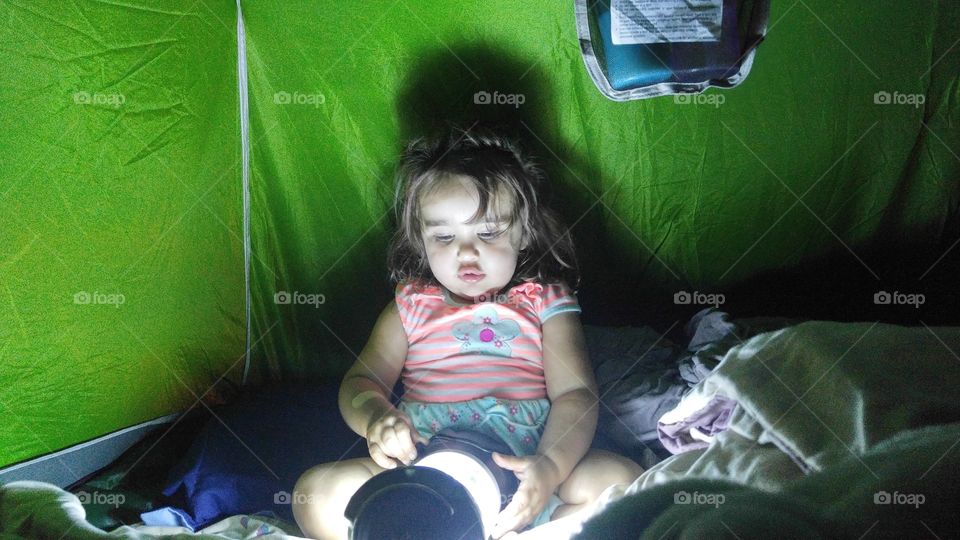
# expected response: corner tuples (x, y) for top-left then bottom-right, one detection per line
(65, 406), (212, 530)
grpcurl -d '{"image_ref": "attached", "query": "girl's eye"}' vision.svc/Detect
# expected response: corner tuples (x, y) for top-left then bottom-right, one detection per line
(433, 235), (453, 243)
(478, 229), (504, 241)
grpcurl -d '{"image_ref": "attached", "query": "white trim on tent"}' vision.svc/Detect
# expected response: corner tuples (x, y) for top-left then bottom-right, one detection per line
(0, 414), (179, 488)
(237, 0), (253, 386)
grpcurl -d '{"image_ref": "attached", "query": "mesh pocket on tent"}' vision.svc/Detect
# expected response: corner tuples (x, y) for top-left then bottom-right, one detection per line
(575, 0), (770, 100)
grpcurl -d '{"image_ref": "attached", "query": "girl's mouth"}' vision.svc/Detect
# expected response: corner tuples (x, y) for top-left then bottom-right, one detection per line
(458, 268), (485, 282)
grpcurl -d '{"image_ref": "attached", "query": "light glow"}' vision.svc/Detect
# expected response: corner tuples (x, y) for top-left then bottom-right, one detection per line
(417, 451), (501, 536)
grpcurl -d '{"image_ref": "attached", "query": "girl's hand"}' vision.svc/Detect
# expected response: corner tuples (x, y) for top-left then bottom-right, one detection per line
(365, 408), (428, 469)
(490, 452), (564, 538)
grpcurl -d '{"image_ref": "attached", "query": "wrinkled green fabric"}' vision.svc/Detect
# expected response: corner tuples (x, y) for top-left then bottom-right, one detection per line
(0, 1), (243, 469)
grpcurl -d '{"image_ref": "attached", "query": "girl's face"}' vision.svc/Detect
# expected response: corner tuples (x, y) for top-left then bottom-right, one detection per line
(420, 176), (526, 303)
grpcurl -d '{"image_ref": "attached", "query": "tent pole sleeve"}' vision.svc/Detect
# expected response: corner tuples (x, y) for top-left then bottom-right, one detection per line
(236, 0), (253, 386)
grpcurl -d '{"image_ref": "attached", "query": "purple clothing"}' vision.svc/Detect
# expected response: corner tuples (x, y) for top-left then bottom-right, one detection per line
(658, 395), (738, 453)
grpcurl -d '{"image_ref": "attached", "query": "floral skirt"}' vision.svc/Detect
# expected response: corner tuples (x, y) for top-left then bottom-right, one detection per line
(399, 396), (550, 456)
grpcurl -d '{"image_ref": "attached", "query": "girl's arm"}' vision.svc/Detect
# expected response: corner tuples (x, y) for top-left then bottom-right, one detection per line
(338, 301), (421, 467)
(536, 311), (598, 482)
(491, 312), (598, 537)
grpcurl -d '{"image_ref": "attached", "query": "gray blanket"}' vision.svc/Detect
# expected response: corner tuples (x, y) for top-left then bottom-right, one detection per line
(577, 320), (960, 538)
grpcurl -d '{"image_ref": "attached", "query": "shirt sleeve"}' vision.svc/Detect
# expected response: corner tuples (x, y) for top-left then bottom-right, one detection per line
(394, 281), (416, 337)
(537, 282), (581, 324)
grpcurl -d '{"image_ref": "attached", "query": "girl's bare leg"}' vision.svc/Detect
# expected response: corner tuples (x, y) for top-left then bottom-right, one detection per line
(552, 449), (643, 519)
(292, 457), (386, 540)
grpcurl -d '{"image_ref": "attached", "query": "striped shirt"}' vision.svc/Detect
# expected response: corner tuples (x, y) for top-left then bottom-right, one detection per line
(395, 280), (581, 402)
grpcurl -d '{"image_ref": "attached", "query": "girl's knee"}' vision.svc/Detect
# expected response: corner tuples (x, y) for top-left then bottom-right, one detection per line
(292, 459), (381, 540)
(293, 463), (335, 510)
(559, 450), (643, 503)
(592, 449), (644, 483)
(292, 465), (333, 534)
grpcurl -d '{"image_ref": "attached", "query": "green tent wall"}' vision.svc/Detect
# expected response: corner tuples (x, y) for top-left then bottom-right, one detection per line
(1, 1), (958, 476)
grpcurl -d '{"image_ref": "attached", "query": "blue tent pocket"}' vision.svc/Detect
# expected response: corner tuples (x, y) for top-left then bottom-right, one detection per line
(576, 0), (770, 100)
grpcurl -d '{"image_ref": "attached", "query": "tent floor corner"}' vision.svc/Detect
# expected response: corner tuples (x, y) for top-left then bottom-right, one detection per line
(0, 407), (210, 492)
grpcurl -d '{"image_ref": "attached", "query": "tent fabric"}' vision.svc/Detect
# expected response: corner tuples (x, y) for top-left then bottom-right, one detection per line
(243, 0), (960, 380)
(2, 0), (959, 476)
(1, 1), (245, 473)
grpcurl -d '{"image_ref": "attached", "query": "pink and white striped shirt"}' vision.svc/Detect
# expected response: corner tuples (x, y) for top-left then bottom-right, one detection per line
(395, 280), (581, 403)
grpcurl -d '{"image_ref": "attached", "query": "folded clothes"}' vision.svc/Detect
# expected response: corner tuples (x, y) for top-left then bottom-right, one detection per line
(657, 395), (738, 453)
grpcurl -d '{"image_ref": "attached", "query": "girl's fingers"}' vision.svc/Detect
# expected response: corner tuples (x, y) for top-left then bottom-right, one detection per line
(365, 415), (389, 443)
(492, 452), (525, 471)
(368, 442), (396, 469)
(392, 422), (418, 461)
(492, 497), (531, 539)
(368, 410), (421, 464)
(379, 432), (404, 464)
(496, 480), (550, 538)
(380, 427), (412, 463)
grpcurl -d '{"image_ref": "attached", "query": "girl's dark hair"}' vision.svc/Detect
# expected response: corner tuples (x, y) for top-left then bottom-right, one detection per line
(387, 128), (579, 291)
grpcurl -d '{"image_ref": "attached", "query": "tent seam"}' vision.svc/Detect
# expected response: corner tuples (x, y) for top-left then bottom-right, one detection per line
(236, 0), (253, 385)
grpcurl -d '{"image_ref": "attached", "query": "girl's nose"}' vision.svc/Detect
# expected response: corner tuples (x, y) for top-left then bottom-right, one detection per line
(457, 242), (479, 261)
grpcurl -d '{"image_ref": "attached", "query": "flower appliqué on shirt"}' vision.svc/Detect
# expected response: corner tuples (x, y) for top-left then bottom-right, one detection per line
(452, 306), (521, 357)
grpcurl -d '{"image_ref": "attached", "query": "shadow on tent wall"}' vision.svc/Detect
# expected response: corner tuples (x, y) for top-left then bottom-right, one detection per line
(387, 42), (959, 332)
(607, 209), (960, 338)
(701, 232), (960, 329)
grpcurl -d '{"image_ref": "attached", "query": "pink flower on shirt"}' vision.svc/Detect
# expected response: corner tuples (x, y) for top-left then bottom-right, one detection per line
(451, 307), (521, 357)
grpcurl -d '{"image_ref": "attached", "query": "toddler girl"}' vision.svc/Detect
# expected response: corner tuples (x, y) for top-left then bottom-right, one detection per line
(293, 129), (643, 539)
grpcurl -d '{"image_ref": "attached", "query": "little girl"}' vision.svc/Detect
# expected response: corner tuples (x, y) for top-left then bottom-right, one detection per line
(293, 129), (643, 539)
